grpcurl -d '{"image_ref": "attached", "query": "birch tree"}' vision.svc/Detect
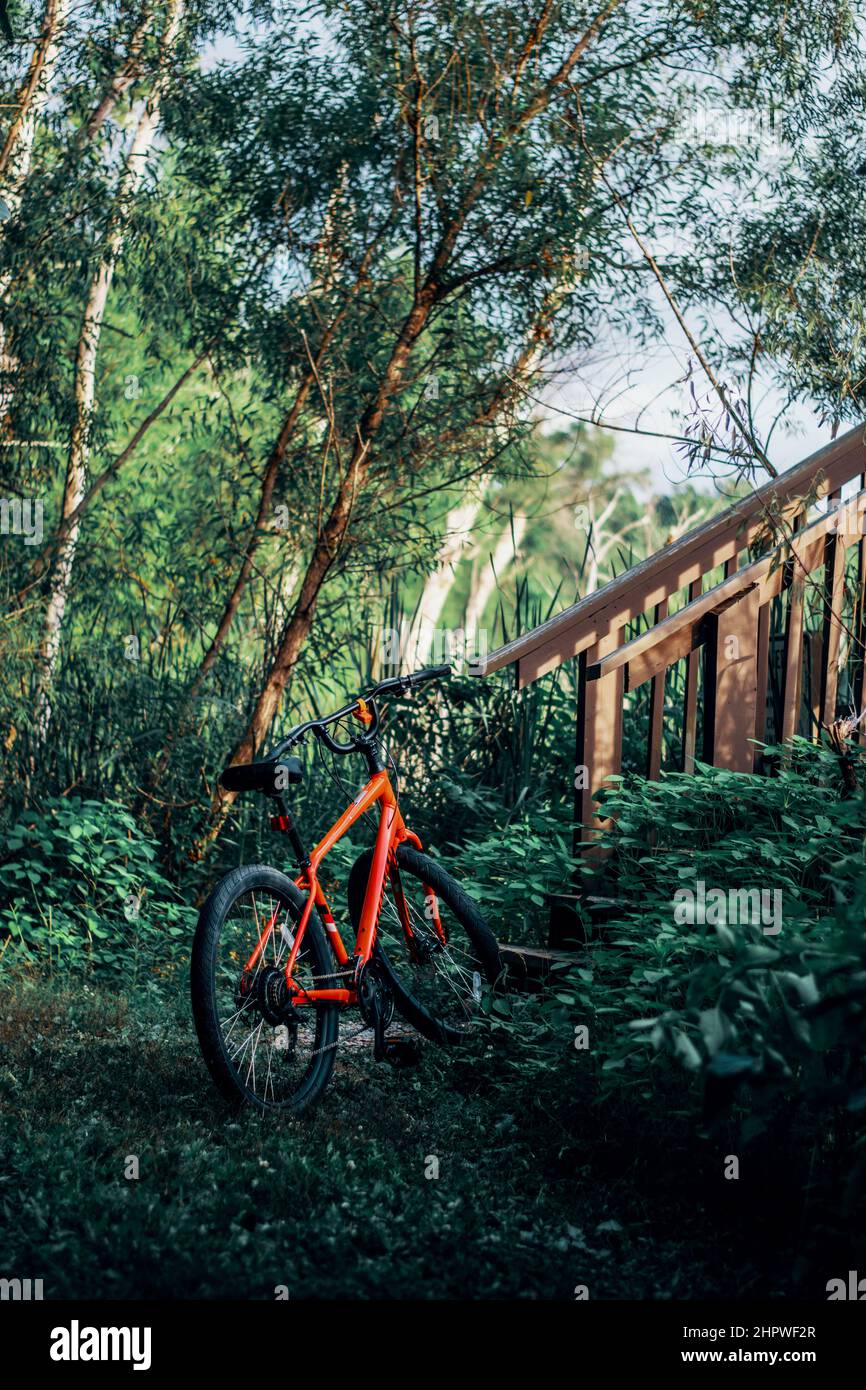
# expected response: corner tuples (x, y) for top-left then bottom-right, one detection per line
(33, 0), (184, 738)
(0, 0), (70, 213)
(0, 0), (70, 423)
(464, 513), (529, 642)
(404, 490), (486, 666)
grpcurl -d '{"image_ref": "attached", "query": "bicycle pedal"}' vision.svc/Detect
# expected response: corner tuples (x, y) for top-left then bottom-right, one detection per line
(381, 1036), (422, 1068)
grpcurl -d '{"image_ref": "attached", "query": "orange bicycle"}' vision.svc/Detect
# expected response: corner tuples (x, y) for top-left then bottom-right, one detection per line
(190, 666), (502, 1112)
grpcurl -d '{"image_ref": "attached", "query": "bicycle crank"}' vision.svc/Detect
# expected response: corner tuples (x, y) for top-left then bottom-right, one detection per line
(357, 960), (394, 1062)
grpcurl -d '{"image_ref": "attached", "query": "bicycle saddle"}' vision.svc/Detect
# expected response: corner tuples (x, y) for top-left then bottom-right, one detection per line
(219, 755), (303, 796)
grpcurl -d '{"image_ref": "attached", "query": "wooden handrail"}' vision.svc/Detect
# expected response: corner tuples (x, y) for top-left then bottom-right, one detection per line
(586, 491), (865, 690)
(472, 424), (866, 856)
(477, 424), (866, 688)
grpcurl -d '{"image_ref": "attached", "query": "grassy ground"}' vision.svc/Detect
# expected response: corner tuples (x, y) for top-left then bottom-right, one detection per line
(0, 975), (846, 1301)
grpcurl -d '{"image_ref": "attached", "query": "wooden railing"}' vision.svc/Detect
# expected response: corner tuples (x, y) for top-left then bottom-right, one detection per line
(477, 425), (866, 844)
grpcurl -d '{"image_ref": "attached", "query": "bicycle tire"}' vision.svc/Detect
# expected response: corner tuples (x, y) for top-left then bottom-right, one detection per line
(347, 845), (502, 1044)
(191, 864), (339, 1113)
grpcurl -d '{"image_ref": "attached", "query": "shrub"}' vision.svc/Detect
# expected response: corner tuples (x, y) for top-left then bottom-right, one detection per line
(440, 810), (573, 945)
(0, 796), (194, 980)
(475, 740), (866, 1144)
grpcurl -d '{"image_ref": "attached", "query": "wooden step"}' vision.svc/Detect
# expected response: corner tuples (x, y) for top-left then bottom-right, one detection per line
(547, 890), (618, 948)
(498, 942), (580, 991)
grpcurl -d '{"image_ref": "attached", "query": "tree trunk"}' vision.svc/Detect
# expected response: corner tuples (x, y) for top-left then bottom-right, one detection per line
(0, 0), (71, 191)
(33, 0), (184, 739)
(171, 201), (388, 714)
(187, 3), (623, 856)
(140, 209), (390, 812)
(188, 284), (441, 858)
(0, 0), (71, 426)
(464, 514), (527, 641)
(76, 5), (157, 146)
(405, 492), (485, 666)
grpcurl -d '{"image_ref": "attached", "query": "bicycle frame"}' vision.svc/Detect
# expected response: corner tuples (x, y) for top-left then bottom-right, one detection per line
(241, 769), (446, 1006)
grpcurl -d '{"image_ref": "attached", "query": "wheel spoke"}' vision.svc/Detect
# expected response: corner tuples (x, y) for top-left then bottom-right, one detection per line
(373, 861), (492, 1034)
(211, 887), (332, 1108)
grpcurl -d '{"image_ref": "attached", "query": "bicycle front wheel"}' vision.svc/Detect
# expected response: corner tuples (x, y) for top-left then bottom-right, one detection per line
(347, 845), (502, 1044)
(191, 865), (339, 1113)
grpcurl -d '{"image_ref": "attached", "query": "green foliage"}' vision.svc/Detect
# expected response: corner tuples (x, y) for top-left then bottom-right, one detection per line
(0, 977), (838, 1299)
(0, 796), (194, 978)
(593, 740), (850, 924)
(484, 743), (866, 1191)
(588, 752), (866, 1127)
(442, 810), (574, 945)
(0, 988), (570, 1296)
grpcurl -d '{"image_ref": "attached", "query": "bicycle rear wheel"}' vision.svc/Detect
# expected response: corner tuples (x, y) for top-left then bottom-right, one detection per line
(191, 865), (339, 1112)
(347, 845), (502, 1044)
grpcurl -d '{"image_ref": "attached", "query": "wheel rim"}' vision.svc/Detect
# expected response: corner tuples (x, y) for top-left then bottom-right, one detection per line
(214, 887), (328, 1107)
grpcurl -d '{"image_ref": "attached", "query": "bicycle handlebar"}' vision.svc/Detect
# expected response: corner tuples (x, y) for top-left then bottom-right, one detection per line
(368, 663), (451, 699)
(268, 664), (451, 760)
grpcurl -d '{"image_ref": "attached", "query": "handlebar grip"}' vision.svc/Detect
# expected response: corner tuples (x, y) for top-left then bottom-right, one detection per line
(406, 663), (451, 687)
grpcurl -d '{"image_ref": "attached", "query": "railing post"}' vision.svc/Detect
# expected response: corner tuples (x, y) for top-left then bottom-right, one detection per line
(576, 628), (623, 852)
(702, 586), (760, 772)
(753, 601), (770, 771)
(808, 630), (822, 732)
(681, 577), (702, 772)
(645, 598), (668, 780)
(820, 489), (845, 728)
(782, 514), (805, 742)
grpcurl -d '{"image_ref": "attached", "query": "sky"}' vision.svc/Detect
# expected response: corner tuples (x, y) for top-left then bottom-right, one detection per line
(542, 315), (830, 497)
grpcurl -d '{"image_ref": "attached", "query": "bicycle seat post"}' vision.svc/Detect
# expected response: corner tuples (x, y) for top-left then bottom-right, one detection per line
(270, 794), (309, 868)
